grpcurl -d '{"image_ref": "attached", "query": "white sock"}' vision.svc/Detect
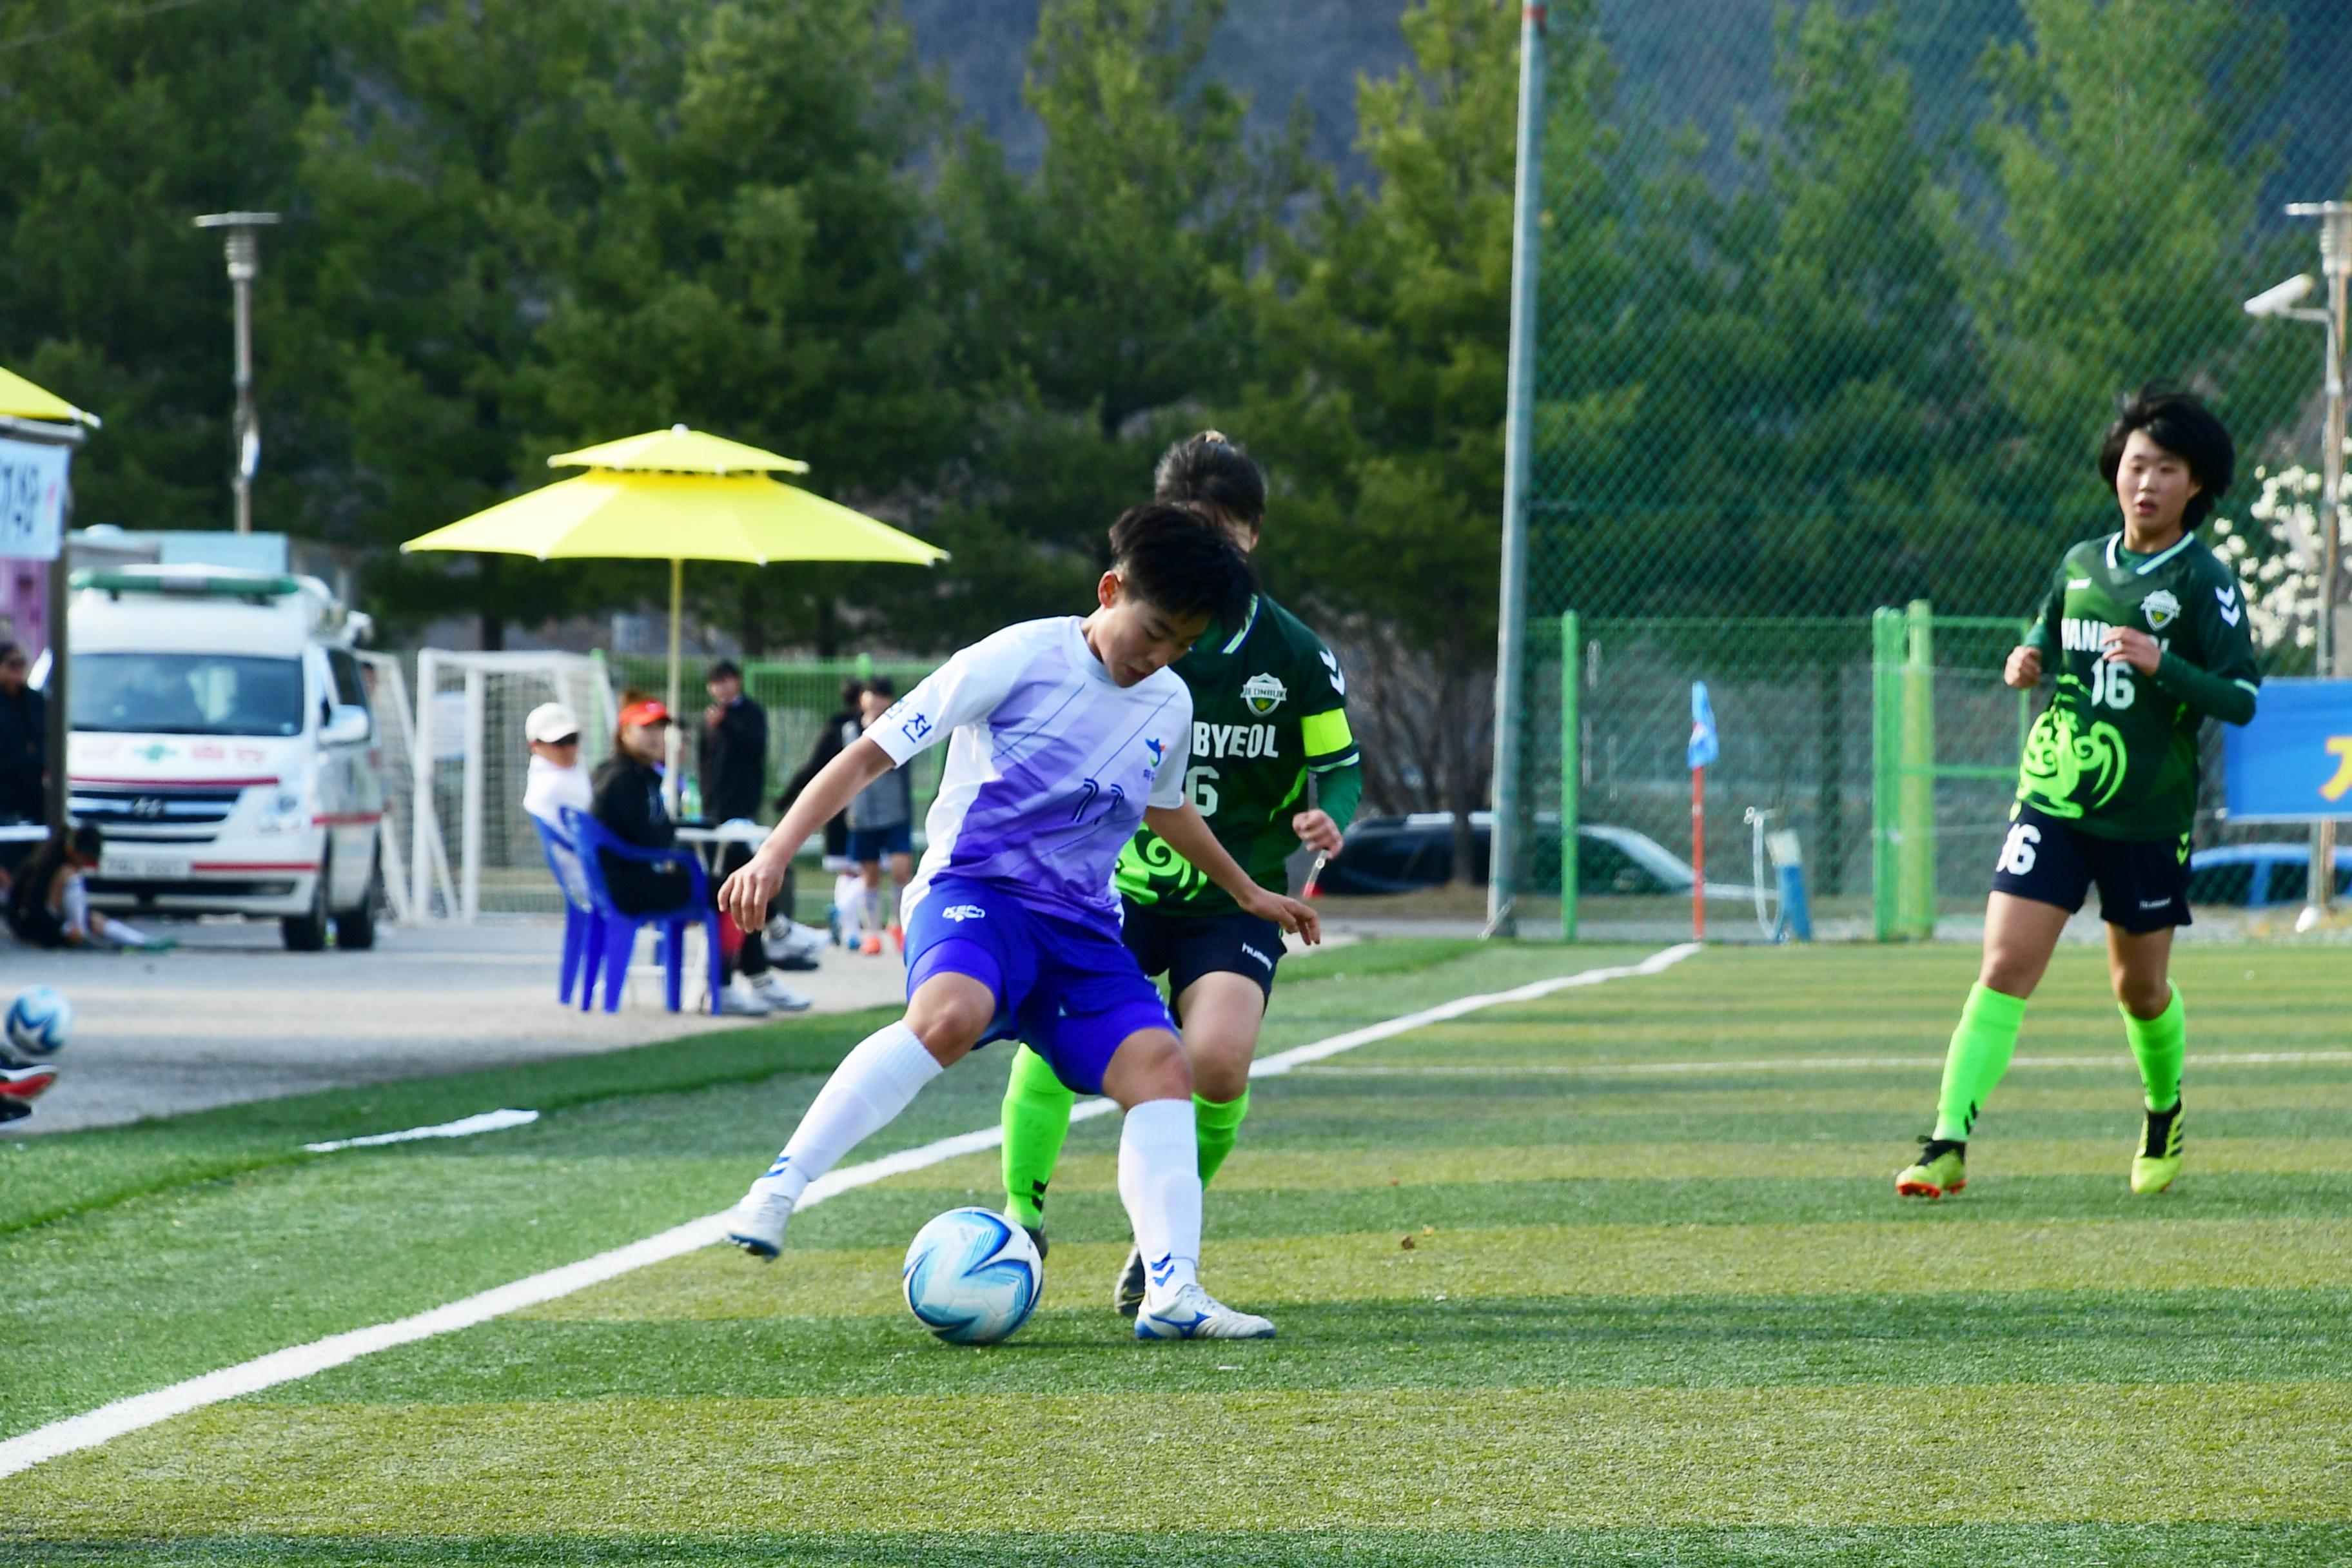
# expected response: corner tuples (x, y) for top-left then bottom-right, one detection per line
(834, 875), (863, 936)
(100, 916), (153, 948)
(751, 1021), (942, 1204)
(862, 885), (883, 936)
(887, 881), (903, 928)
(1119, 1097), (1202, 1307)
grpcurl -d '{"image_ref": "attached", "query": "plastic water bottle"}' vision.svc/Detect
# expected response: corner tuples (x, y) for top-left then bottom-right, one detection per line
(681, 775), (703, 821)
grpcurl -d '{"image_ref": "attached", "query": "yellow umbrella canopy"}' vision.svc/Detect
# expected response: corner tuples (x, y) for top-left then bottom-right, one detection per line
(0, 365), (100, 427)
(400, 426), (943, 810)
(398, 469), (943, 565)
(547, 424), (808, 476)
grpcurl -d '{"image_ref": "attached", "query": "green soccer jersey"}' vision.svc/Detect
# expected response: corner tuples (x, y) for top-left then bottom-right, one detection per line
(2014, 529), (2260, 841)
(1115, 592), (1362, 916)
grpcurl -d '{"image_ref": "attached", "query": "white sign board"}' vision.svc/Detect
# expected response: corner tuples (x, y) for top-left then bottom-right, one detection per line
(0, 437), (71, 562)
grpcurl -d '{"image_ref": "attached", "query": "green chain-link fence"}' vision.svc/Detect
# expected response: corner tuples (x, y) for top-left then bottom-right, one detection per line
(1500, 0), (2340, 939)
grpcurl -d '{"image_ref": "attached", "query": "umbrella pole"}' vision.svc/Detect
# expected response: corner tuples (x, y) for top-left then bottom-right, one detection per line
(665, 556), (683, 813)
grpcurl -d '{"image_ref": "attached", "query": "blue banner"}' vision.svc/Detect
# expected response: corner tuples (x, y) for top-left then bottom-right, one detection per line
(1688, 681), (1720, 771)
(2223, 679), (2352, 822)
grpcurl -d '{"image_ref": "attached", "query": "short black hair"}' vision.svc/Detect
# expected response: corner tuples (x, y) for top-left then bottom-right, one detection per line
(2100, 385), (2234, 529)
(838, 678), (865, 709)
(865, 676), (896, 699)
(1107, 503), (1255, 625)
(69, 823), (101, 860)
(1153, 431), (1265, 531)
(706, 658), (741, 681)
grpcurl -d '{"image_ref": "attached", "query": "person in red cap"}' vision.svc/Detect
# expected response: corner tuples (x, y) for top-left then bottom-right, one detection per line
(590, 698), (805, 1015)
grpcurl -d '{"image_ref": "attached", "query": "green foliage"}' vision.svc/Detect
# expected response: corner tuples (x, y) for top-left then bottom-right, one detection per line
(0, 0), (333, 532)
(1236, 0), (1521, 830)
(1529, 0), (2297, 624)
(912, 0), (1305, 649)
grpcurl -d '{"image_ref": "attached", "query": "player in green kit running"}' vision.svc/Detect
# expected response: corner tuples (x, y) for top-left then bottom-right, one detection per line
(999, 433), (1364, 1312)
(1897, 387), (2261, 1200)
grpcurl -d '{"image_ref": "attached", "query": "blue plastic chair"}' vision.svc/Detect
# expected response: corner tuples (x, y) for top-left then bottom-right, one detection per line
(560, 807), (724, 1014)
(528, 814), (601, 1007)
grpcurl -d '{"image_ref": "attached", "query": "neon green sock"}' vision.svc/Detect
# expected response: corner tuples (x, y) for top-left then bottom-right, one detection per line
(1193, 1090), (1250, 1188)
(1932, 983), (2028, 1141)
(2122, 985), (2184, 1112)
(999, 1044), (1077, 1228)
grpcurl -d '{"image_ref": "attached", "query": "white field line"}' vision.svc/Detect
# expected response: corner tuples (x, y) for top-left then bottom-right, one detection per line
(304, 1108), (540, 1152)
(0, 941), (1699, 1480)
(1295, 1048), (2352, 1078)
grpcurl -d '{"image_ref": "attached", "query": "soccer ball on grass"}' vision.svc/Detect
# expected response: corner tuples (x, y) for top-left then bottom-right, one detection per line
(902, 1207), (1042, 1345)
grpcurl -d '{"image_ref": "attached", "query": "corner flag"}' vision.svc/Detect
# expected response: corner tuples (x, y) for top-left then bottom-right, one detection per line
(1689, 682), (1720, 771)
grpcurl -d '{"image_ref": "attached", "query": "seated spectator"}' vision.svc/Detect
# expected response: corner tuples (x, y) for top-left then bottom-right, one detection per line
(522, 701), (592, 827)
(591, 699), (807, 1017)
(6, 824), (172, 951)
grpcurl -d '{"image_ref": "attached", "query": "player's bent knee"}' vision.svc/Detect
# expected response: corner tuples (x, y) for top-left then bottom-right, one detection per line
(1100, 1028), (1191, 1108)
(903, 975), (996, 1063)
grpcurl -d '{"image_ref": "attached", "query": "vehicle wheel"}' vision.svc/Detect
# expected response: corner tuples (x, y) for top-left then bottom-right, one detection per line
(335, 852), (380, 951)
(282, 857), (330, 952)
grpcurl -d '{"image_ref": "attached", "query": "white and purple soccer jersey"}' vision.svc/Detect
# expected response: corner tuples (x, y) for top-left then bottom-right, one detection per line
(868, 618), (1193, 930)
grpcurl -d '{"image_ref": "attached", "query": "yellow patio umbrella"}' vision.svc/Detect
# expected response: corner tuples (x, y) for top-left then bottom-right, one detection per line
(401, 424), (945, 805)
(0, 364), (101, 427)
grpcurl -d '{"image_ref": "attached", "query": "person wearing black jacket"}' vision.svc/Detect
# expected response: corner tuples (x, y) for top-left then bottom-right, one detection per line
(697, 660), (769, 823)
(0, 643), (46, 826)
(591, 700), (803, 1016)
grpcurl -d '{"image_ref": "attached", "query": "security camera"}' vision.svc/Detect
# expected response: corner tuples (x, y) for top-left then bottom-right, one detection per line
(2244, 274), (2317, 317)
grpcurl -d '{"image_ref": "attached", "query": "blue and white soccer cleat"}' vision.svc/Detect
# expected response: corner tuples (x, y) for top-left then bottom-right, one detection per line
(1133, 1282), (1275, 1341)
(725, 1183), (796, 1260)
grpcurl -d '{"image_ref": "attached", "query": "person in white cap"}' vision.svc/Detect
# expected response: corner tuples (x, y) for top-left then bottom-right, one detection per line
(522, 701), (593, 828)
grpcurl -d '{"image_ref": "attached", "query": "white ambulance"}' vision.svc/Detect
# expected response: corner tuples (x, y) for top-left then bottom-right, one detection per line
(64, 565), (387, 950)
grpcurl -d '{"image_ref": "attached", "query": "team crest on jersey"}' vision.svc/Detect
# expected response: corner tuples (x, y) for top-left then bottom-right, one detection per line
(2141, 589), (2180, 631)
(1240, 673), (1287, 715)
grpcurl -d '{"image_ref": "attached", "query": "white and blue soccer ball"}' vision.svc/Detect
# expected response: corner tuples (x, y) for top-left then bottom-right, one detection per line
(902, 1207), (1042, 1346)
(3, 986), (71, 1064)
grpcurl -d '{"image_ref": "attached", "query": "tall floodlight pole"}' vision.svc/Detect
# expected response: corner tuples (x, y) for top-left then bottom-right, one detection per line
(1485, 3), (1546, 939)
(193, 212), (280, 534)
(2277, 203), (2349, 918)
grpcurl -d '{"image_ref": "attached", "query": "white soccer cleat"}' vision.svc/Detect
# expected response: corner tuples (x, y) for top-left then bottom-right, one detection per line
(725, 1184), (796, 1259)
(748, 973), (813, 1013)
(1133, 1282), (1275, 1341)
(717, 977), (774, 1016)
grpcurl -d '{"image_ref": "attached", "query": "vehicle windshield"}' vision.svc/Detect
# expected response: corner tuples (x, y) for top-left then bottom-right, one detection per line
(72, 652), (305, 738)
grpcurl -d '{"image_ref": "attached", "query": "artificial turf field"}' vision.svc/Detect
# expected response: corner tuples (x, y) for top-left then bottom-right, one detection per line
(2, 937), (2347, 1566)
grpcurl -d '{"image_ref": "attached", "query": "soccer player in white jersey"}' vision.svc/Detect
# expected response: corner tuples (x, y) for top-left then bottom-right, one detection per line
(716, 504), (1318, 1340)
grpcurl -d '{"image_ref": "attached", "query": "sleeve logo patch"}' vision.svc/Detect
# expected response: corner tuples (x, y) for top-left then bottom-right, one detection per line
(1240, 673), (1288, 715)
(2141, 589), (2180, 631)
(1318, 649), (1347, 696)
(2215, 586), (2242, 627)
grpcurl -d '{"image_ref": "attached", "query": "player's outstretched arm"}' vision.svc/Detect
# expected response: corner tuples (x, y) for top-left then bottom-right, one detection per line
(718, 738), (897, 928)
(1144, 801), (1321, 946)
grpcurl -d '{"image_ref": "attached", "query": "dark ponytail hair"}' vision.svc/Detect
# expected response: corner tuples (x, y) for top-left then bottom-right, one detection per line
(1153, 431), (1266, 532)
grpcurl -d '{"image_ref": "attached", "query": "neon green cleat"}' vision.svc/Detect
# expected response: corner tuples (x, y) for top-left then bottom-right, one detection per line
(2132, 1097), (2184, 1194)
(1896, 1139), (1966, 1199)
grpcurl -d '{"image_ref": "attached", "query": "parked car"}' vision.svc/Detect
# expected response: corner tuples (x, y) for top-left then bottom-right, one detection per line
(1316, 810), (1756, 899)
(2186, 844), (2352, 907)
(62, 565), (386, 950)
